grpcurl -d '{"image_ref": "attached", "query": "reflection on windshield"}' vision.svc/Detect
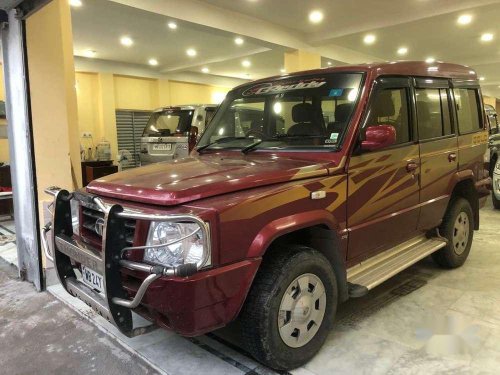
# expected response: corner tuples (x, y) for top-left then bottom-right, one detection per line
(143, 110), (194, 137)
(198, 73), (363, 151)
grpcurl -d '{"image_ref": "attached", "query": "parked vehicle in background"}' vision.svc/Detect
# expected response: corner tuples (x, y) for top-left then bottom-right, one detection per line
(43, 62), (490, 371)
(140, 104), (217, 165)
(485, 103), (500, 208)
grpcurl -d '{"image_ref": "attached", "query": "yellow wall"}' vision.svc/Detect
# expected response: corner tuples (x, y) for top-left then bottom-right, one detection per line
(484, 95), (496, 108)
(114, 75), (159, 110)
(0, 66), (8, 163)
(169, 81), (229, 105)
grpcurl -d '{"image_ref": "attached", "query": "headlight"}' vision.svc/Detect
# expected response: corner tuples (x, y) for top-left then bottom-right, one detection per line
(143, 221), (210, 268)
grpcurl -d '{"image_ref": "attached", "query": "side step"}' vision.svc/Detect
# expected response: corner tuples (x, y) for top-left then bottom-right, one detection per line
(347, 235), (447, 297)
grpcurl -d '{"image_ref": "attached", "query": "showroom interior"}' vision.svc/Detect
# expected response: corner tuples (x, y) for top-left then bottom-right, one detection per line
(1, 0), (500, 374)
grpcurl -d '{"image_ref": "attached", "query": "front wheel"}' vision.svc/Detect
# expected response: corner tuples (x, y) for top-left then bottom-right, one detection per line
(239, 245), (337, 371)
(432, 197), (474, 268)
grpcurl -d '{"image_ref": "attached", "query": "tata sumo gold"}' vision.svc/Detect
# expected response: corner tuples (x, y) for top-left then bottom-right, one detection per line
(43, 62), (491, 370)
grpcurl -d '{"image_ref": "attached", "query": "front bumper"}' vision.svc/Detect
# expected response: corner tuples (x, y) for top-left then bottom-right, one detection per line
(42, 187), (247, 337)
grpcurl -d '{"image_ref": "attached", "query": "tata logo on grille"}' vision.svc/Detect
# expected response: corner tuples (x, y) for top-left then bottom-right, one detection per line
(94, 218), (105, 236)
(242, 79), (326, 96)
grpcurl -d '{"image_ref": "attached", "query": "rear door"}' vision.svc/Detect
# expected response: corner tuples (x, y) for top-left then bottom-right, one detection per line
(414, 78), (458, 230)
(347, 77), (420, 262)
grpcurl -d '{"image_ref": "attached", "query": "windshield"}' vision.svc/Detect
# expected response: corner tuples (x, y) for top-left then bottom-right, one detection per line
(143, 109), (194, 137)
(198, 73), (363, 151)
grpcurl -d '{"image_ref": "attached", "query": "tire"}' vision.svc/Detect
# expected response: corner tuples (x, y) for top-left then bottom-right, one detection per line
(493, 190), (500, 209)
(238, 245), (337, 371)
(432, 197), (474, 268)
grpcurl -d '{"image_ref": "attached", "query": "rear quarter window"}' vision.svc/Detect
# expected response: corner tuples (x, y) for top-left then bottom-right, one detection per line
(454, 88), (482, 134)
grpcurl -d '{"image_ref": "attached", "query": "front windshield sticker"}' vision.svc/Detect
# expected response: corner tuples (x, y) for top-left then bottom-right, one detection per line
(242, 78), (327, 96)
(329, 88), (344, 97)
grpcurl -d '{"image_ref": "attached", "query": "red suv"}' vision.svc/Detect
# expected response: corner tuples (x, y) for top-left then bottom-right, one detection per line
(44, 61), (490, 370)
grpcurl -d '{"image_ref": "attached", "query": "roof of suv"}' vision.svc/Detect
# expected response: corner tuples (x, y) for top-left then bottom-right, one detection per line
(154, 104), (217, 112)
(234, 61), (477, 91)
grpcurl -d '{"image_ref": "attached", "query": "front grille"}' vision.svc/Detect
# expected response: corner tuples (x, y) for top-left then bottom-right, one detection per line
(80, 206), (136, 248)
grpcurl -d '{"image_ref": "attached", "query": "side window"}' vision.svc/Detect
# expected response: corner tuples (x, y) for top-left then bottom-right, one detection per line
(416, 88), (453, 140)
(366, 88), (411, 144)
(454, 88), (482, 133)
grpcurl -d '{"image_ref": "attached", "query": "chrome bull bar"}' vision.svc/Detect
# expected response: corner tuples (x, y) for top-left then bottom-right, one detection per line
(42, 186), (210, 337)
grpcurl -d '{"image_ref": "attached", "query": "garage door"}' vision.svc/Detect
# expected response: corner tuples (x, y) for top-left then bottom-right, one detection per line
(115, 110), (152, 169)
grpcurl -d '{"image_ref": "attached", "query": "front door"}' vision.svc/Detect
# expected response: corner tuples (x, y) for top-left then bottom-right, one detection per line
(347, 77), (420, 262)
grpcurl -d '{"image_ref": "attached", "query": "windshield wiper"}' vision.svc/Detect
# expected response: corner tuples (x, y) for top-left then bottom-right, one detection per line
(241, 134), (330, 154)
(241, 140), (264, 154)
(196, 137), (249, 153)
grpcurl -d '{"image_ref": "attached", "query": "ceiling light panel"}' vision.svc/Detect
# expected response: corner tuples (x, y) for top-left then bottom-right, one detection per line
(481, 33), (494, 42)
(457, 14), (472, 25)
(234, 37), (244, 45)
(186, 48), (197, 57)
(242, 60), (251, 67)
(120, 36), (133, 47)
(397, 47), (408, 55)
(363, 34), (376, 45)
(167, 22), (177, 29)
(309, 10), (324, 24)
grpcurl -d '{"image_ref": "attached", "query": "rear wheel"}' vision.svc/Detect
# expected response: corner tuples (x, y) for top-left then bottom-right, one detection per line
(239, 245), (337, 371)
(432, 197), (474, 268)
(493, 190), (500, 209)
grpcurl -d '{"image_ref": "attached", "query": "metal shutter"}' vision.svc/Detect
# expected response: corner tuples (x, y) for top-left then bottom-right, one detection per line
(115, 110), (152, 169)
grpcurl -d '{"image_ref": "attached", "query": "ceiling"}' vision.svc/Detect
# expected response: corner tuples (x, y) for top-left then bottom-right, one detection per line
(71, 0), (500, 97)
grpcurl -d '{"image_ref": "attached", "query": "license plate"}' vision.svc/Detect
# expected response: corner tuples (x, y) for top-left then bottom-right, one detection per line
(153, 143), (172, 151)
(81, 265), (104, 293)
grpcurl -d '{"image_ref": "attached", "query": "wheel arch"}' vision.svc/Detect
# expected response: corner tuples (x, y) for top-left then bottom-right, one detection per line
(449, 176), (479, 230)
(247, 211), (348, 303)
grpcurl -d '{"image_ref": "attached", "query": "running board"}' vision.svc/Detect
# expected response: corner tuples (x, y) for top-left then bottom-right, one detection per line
(347, 235), (447, 297)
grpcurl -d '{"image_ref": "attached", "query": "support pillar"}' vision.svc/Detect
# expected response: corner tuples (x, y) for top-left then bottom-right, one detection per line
(284, 50), (321, 73)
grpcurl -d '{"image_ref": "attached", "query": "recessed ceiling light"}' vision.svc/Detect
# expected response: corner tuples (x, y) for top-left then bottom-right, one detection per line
(327, 61), (332, 66)
(201, 67), (210, 73)
(425, 57), (435, 63)
(481, 33), (494, 42)
(480, 76), (485, 81)
(397, 47), (408, 55)
(280, 68), (286, 73)
(167, 22), (177, 30)
(83, 49), (96, 58)
(363, 34), (376, 45)
(234, 37), (244, 45)
(120, 36), (133, 47)
(70, 0), (82, 7)
(148, 58), (158, 66)
(242, 60), (251, 67)
(186, 48), (197, 57)
(308, 10), (324, 24)
(457, 14), (472, 25)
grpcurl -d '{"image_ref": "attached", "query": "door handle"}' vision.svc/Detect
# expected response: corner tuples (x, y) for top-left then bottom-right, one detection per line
(406, 161), (419, 173)
(448, 152), (457, 162)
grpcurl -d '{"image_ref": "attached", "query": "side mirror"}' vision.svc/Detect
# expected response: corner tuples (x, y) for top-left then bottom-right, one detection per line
(189, 126), (199, 152)
(361, 125), (396, 152)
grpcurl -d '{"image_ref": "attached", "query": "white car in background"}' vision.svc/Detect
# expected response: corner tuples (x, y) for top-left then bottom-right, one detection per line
(140, 104), (217, 165)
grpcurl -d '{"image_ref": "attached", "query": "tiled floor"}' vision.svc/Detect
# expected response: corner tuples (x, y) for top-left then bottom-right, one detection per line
(44, 198), (500, 375)
(0, 218), (16, 267)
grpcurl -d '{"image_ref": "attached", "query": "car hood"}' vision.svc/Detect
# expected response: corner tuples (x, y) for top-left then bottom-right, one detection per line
(86, 154), (331, 206)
